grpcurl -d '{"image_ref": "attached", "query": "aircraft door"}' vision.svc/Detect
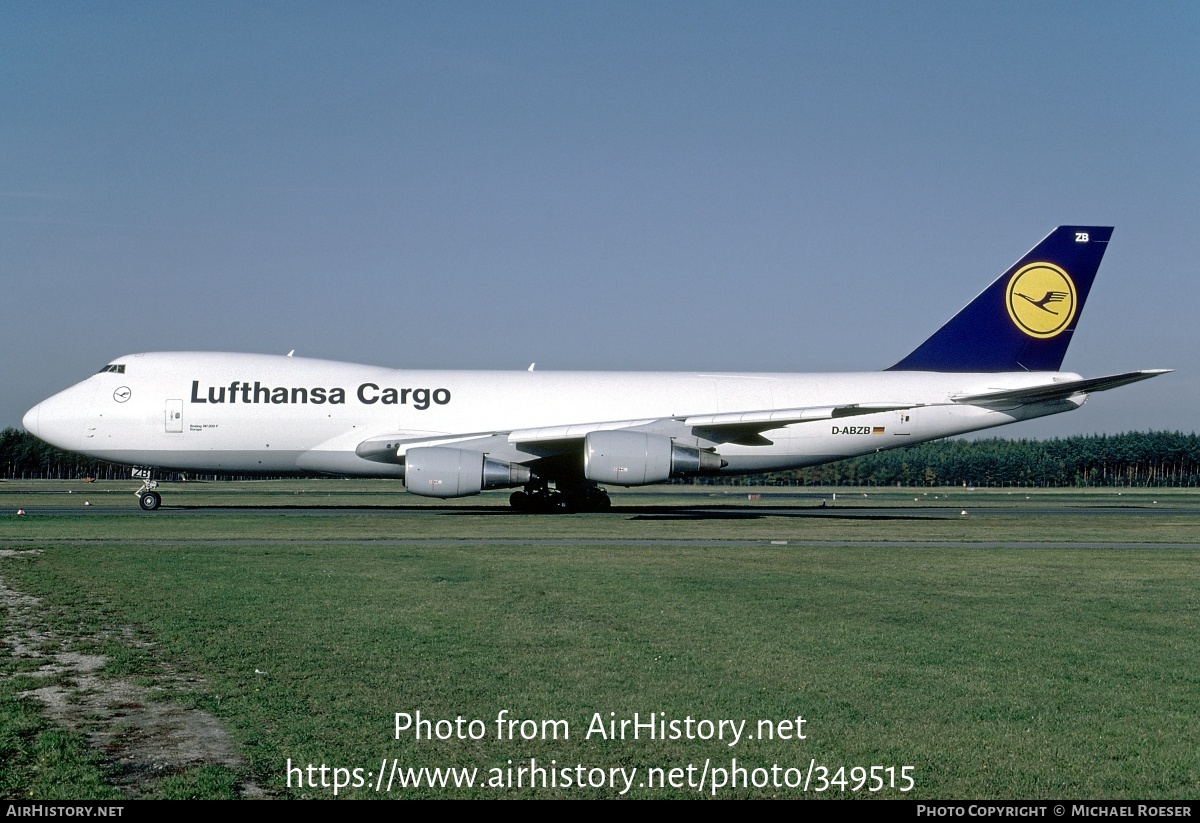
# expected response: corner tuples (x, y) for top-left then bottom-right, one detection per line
(165, 399), (183, 433)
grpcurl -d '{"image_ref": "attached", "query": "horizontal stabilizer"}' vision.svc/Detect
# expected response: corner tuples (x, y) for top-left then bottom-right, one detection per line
(952, 370), (1171, 406)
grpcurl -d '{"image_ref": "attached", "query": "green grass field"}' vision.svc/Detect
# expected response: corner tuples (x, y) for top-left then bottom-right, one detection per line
(1, 480), (1198, 799)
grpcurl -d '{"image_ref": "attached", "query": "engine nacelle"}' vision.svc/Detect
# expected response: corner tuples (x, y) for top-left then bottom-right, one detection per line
(583, 431), (722, 486)
(404, 447), (532, 498)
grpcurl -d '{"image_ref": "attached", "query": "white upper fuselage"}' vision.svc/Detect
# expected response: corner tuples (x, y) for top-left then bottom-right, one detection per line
(22, 351), (1082, 479)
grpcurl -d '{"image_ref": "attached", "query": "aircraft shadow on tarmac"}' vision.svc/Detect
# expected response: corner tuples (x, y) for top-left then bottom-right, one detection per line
(164, 503), (952, 521)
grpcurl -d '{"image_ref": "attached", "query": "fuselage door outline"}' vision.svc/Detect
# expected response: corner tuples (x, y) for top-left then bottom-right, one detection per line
(165, 399), (183, 433)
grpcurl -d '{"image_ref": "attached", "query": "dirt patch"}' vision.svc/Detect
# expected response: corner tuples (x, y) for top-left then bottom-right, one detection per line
(0, 560), (265, 797)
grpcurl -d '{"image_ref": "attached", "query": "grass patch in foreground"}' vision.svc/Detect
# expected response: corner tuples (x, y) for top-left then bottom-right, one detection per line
(4, 535), (1199, 799)
(0, 696), (120, 800)
(142, 766), (240, 800)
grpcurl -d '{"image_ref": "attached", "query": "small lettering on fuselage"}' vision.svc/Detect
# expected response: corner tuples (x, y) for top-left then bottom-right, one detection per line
(189, 381), (451, 410)
(831, 426), (886, 435)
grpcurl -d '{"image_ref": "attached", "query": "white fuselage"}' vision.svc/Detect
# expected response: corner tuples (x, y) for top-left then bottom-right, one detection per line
(22, 351), (1081, 480)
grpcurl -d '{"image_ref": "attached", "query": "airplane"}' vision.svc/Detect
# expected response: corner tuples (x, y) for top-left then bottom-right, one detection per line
(22, 226), (1168, 512)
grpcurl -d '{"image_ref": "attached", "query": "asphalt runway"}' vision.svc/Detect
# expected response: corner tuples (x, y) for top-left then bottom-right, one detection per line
(8, 502), (1195, 520)
(6, 499), (1199, 550)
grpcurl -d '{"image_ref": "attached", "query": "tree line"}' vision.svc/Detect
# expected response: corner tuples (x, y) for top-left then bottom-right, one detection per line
(3, 427), (1199, 487)
(694, 431), (1200, 487)
(0, 428), (270, 481)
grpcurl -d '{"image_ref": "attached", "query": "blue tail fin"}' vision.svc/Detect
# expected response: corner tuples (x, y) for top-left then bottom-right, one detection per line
(888, 226), (1113, 372)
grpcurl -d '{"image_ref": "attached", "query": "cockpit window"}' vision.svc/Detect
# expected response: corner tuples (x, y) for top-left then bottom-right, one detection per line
(96, 364), (126, 374)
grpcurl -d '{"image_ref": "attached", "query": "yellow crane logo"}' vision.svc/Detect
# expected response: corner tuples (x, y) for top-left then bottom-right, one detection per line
(1005, 262), (1077, 338)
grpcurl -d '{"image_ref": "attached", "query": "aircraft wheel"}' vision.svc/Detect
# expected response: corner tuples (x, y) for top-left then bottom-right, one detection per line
(509, 491), (529, 511)
(138, 491), (162, 511)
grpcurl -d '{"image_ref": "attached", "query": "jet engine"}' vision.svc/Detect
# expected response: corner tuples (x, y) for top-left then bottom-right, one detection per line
(403, 447), (532, 498)
(583, 430), (723, 485)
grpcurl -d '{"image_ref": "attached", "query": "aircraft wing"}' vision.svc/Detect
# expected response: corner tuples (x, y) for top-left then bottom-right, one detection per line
(355, 402), (919, 460)
(509, 403), (915, 443)
(507, 403), (917, 448)
(952, 370), (1171, 406)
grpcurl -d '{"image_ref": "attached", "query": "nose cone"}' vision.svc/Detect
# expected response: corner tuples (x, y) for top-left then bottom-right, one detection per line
(22, 403), (40, 438)
(22, 385), (89, 452)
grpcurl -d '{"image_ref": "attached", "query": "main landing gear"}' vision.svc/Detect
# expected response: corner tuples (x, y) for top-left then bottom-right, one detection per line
(509, 482), (612, 513)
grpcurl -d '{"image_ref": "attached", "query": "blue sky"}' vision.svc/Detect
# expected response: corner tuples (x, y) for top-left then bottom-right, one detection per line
(3, 1), (1196, 437)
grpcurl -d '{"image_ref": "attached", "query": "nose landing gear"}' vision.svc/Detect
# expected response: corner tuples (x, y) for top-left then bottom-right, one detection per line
(135, 474), (162, 511)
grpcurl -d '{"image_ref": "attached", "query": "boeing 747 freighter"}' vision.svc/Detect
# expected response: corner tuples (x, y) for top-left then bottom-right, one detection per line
(23, 227), (1168, 511)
